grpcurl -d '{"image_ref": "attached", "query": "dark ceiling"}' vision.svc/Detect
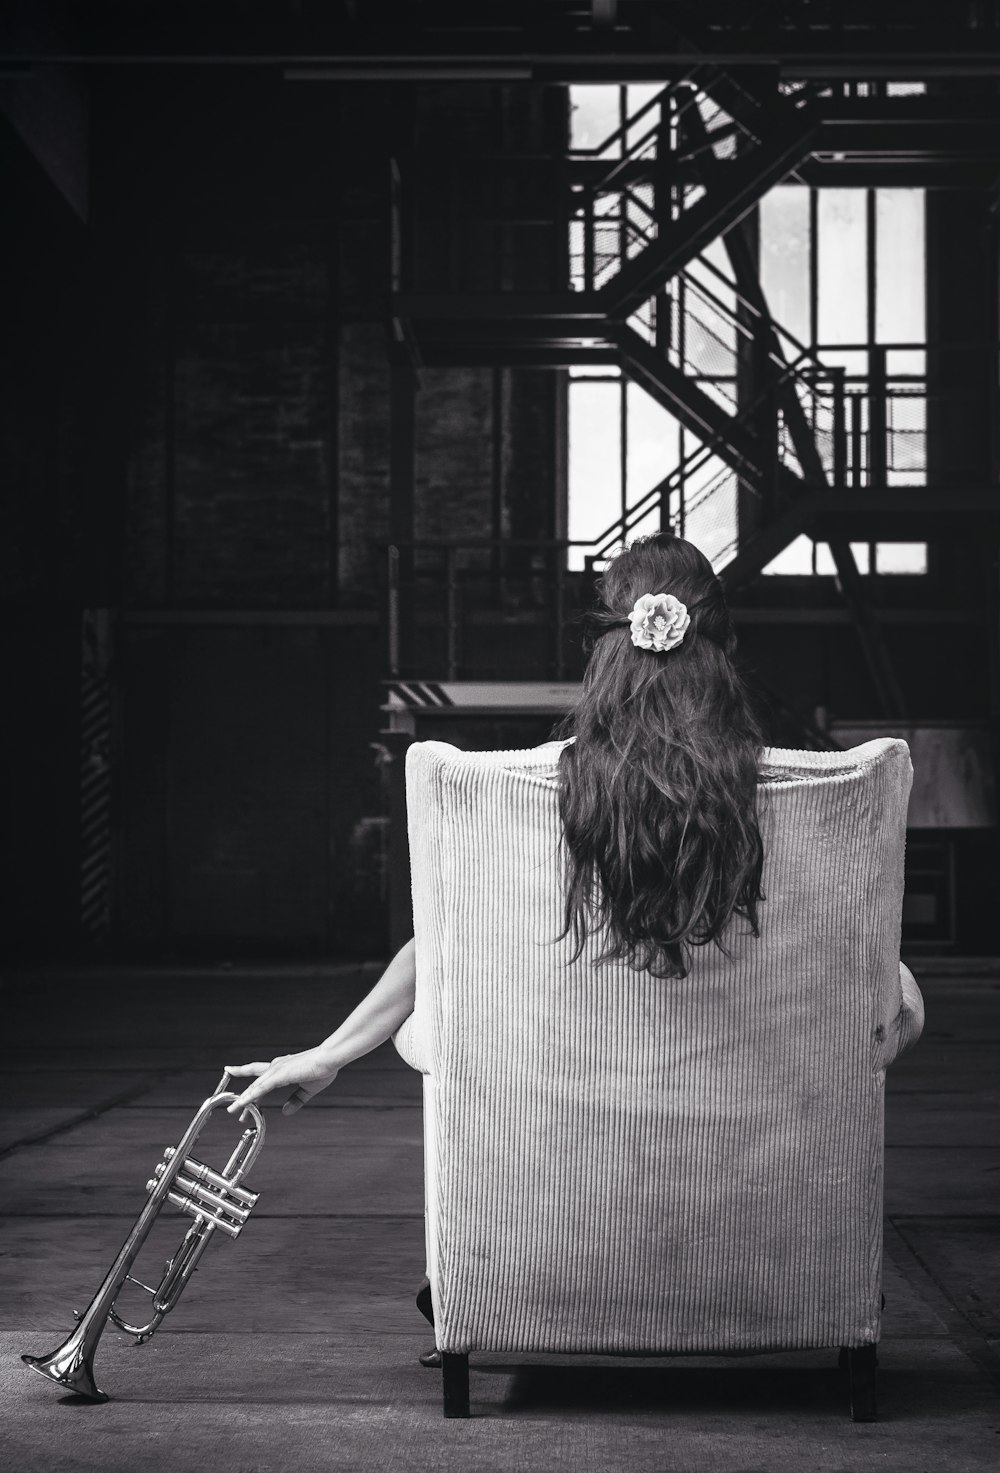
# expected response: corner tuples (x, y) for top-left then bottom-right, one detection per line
(3, 2), (1000, 79)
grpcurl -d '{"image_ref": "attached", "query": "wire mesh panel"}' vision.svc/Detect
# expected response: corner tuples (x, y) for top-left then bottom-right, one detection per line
(682, 462), (742, 571)
(887, 387), (927, 483)
(568, 84), (751, 294)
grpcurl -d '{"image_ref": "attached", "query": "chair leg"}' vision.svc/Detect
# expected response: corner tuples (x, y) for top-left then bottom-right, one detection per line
(442, 1352), (470, 1419)
(845, 1344), (878, 1422)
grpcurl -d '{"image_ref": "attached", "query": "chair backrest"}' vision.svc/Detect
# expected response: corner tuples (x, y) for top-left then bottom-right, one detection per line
(405, 736), (912, 1355)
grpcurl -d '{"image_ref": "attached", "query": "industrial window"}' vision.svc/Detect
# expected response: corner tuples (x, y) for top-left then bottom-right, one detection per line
(567, 85), (675, 570)
(567, 368), (679, 571)
(566, 85), (929, 577)
(758, 183), (928, 575)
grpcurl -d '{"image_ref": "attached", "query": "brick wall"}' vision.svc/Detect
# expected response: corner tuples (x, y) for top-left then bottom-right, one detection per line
(109, 73), (562, 954)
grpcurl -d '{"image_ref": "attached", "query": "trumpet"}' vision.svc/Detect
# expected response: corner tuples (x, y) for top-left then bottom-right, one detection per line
(22, 1071), (265, 1403)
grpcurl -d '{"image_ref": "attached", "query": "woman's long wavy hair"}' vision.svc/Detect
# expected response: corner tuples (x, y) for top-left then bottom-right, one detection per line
(554, 533), (765, 980)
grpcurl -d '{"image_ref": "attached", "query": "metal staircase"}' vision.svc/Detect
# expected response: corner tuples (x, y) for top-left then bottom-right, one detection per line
(398, 79), (835, 580)
(391, 75), (999, 714)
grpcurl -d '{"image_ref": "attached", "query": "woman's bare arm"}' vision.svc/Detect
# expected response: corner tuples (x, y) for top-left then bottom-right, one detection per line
(226, 937), (416, 1116)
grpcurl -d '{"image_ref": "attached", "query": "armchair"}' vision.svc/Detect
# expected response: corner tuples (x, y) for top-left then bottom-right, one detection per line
(394, 736), (923, 1421)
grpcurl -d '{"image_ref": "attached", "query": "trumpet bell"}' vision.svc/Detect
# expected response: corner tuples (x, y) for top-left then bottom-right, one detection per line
(22, 1336), (108, 1403)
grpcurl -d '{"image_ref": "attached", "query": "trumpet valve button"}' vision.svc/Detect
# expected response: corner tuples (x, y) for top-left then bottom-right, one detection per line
(153, 1162), (167, 1179)
(163, 1147), (176, 1161)
(145, 1179), (157, 1192)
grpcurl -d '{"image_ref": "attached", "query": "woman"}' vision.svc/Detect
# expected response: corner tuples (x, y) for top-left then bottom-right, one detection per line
(226, 532), (765, 1116)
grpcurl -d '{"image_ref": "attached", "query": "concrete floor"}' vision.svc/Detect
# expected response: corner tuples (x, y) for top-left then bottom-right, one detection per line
(2, 962), (998, 1472)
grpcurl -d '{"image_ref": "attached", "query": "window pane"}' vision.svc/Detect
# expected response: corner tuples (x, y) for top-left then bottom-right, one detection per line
(626, 83), (664, 153)
(887, 391), (926, 485)
(818, 190), (868, 346)
(762, 532), (814, 575)
(814, 541), (836, 575)
(592, 190), (625, 288)
(626, 384), (681, 504)
(627, 301), (655, 344)
(887, 348), (925, 376)
(570, 85), (621, 156)
(819, 347), (868, 377)
(683, 461), (738, 571)
(627, 83), (664, 114)
(815, 541), (871, 574)
(760, 185), (811, 347)
(569, 214), (585, 291)
(876, 190), (925, 345)
(763, 537), (873, 576)
(875, 542), (928, 574)
(626, 184), (656, 261)
(683, 293), (737, 377)
(568, 381), (622, 570)
(690, 237), (738, 317)
(627, 504), (662, 543)
(686, 241), (738, 369)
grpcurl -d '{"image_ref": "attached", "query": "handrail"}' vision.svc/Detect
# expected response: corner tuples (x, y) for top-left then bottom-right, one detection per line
(673, 118), (744, 165)
(591, 117), (665, 195)
(569, 79), (750, 204)
(686, 249), (817, 368)
(567, 82), (674, 160)
(598, 353), (934, 568)
(586, 342), (846, 561)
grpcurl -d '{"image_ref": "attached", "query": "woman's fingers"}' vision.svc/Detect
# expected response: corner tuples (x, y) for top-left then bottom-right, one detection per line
(223, 1062), (275, 1115)
(226, 1066), (285, 1113)
(281, 1087), (312, 1116)
(223, 1052), (338, 1115)
(281, 1068), (340, 1115)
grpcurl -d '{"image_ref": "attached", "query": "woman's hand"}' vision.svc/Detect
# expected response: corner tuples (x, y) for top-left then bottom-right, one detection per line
(225, 1046), (341, 1117)
(223, 938), (416, 1120)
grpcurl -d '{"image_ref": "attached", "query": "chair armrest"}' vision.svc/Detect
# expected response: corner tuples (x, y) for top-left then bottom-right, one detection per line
(882, 961), (925, 1068)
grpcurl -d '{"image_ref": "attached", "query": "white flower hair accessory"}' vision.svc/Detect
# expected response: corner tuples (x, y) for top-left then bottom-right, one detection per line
(628, 592), (691, 653)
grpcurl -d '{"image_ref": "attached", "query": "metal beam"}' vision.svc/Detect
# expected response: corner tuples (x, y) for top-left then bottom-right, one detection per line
(719, 489), (825, 592)
(612, 324), (776, 488)
(8, 15), (1000, 76)
(819, 121), (1000, 156)
(394, 292), (603, 321)
(412, 315), (609, 342)
(798, 161), (1000, 189)
(814, 487), (1000, 533)
(827, 539), (907, 719)
(601, 106), (820, 316)
(418, 343), (619, 368)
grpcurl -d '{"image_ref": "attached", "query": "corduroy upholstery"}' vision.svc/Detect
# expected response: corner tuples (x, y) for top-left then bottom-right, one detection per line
(394, 736), (923, 1358)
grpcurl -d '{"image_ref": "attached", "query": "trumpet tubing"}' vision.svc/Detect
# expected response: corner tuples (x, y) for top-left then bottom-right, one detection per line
(21, 1072), (265, 1403)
